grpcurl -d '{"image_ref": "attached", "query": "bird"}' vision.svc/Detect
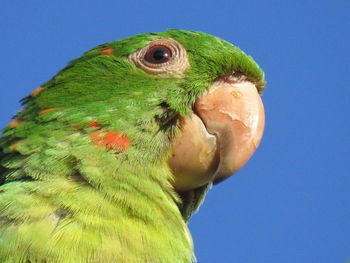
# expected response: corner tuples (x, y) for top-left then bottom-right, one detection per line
(0, 29), (265, 263)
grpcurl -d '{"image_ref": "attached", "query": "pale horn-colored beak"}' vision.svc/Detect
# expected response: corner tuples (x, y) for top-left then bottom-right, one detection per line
(169, 77), (265, 191)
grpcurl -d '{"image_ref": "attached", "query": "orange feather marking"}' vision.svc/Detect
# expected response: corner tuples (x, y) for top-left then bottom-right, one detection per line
(39, 107), (59, 115)
(9, 140), (25, 151)
(8, 119), (24, 127)
(31, 87), (45, 97)
(101, 47), (114, 55)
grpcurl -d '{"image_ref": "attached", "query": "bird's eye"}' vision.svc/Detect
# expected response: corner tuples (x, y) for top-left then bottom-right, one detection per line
(129, 38), (189, 76)
(144, 45), (172, 64)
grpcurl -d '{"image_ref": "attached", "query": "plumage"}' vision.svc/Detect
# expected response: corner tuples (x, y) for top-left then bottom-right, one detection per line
(0, 30), (265, 263)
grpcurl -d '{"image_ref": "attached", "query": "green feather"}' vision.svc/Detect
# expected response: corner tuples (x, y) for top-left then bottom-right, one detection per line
(0, 29), (264, 263)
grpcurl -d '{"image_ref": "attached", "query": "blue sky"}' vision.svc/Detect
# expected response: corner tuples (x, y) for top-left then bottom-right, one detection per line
(1, 0), (349, 262)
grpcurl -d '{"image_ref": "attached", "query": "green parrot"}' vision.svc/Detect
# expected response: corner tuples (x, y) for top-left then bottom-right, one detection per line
(0, 29), (265, 263)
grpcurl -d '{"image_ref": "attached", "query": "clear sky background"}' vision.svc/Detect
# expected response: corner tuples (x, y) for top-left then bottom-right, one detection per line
(1, 0), (349, 262)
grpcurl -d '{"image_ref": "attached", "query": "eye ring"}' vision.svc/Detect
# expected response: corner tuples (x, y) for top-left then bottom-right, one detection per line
(129, 38), (189, 77)
(144, 45), (173, 64)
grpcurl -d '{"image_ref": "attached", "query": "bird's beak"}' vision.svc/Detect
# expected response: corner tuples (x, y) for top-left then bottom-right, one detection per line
(169, 77), (265, 191)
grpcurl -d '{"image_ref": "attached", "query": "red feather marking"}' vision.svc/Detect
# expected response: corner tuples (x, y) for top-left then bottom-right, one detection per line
(88, 121), (101, 127)
(90, 129), (131, 152)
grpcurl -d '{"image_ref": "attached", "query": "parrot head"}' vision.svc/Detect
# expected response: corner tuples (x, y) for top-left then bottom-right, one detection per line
(7, 29), (265, 214)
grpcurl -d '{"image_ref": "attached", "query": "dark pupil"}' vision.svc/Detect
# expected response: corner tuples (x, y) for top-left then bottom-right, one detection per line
(151, 48), (170, 63)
